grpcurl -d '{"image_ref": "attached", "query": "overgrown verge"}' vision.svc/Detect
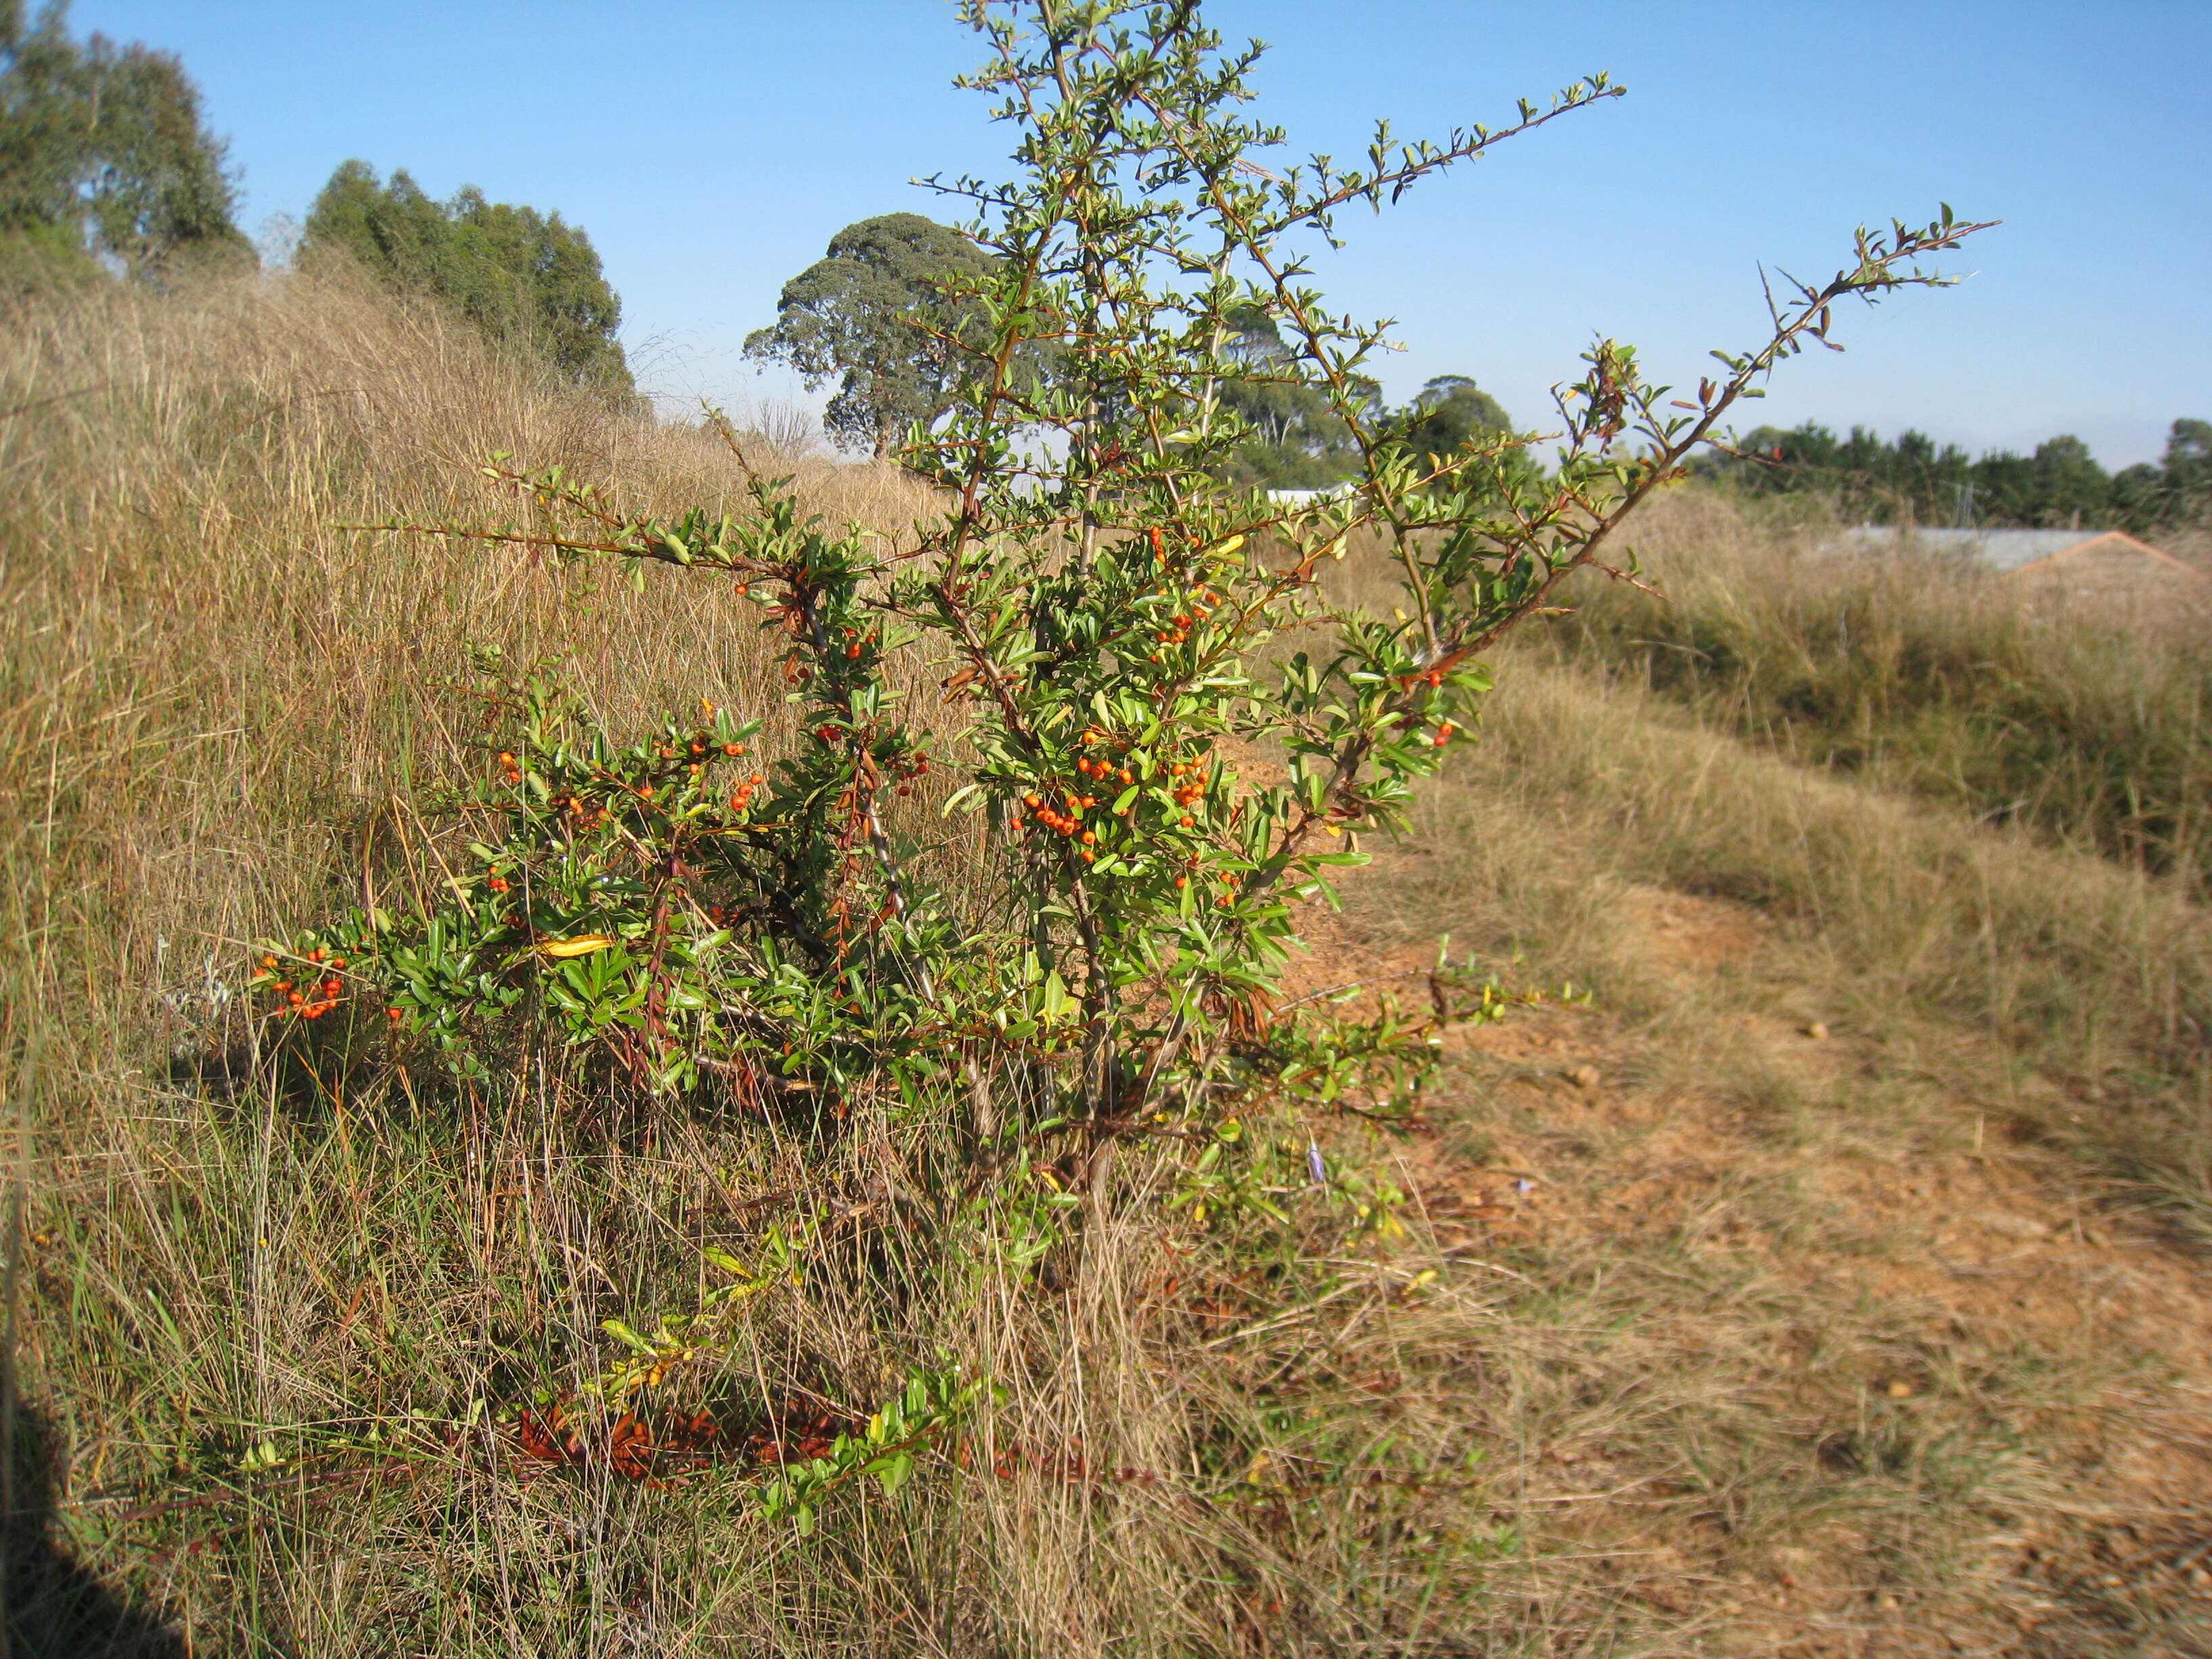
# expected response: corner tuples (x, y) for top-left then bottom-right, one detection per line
(1534, 489), (2212, 895)
(0, 4), (2006, 1654)
(1425, 657), (2212, 1235)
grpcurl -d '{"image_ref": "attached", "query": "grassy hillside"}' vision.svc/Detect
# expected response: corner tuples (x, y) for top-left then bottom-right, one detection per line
(5, 276), (2210, 1656)
(1536, 492), (2212, 896)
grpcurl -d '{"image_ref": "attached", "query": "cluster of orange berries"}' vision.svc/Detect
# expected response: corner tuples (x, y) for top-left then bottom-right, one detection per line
(1074, 753), (1134, 789)
(1146, 584), (1223, 661)
(1170, 866), (1242, 907)
(497, 751), (524, 786)
(1431, 720), (1457, 749)
(1166, 758), (1206, 826)
(838, 626), (879, 661)
(1149, 584), (1220, 650)
(728, 769), (767, 813)
(260, 947), (346, 1019)
(1023, 790), (1099, 859)
(552, 792), (617, 830)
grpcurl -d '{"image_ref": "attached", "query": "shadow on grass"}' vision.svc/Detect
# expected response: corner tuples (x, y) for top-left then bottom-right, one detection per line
(4, 1376), (183, 1658)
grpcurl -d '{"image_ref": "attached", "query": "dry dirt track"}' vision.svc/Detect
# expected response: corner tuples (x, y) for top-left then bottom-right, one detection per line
(1277, 859), (2212, 1656)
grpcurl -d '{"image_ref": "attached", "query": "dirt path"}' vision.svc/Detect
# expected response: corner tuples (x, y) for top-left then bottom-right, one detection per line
(1282, 865), (2212, 1655)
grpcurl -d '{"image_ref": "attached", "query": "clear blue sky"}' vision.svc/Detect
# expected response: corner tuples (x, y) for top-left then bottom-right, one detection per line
(68, 0), (2212, 466)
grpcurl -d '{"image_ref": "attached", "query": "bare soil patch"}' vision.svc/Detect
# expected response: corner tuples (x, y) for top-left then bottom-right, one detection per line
(1292, 849), (2212, 1654)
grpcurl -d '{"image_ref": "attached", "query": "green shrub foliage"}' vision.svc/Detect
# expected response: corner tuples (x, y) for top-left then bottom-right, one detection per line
(259, 0), (1980, 1523)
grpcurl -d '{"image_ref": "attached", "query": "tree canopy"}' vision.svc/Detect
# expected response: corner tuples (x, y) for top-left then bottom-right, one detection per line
(1202, 306), (1371, 487)
(0, 0), (247, 285)
(300, 161), (631, 391)
(1391, 375), (1515, 472)
(743, 213), (996, 458)
(1697, 418), (2212, 535)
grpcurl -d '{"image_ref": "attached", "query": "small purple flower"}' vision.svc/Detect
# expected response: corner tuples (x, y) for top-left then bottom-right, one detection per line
(1307, 1140), (1328, 1185)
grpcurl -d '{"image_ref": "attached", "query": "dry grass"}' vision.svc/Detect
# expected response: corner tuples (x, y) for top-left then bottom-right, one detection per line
(5, 274), (2212, 1656)
(1535, 490), (2212, 897)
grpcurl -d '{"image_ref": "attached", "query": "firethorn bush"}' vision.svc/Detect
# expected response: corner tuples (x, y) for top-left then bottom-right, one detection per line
(251, 0), (1983, 1530)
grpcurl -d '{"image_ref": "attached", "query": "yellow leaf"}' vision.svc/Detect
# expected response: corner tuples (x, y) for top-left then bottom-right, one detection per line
(537, 935), (619, 960)
(1210, 533), (1246, 557)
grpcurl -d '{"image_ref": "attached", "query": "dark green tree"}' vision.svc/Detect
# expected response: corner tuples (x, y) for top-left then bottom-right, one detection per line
(0, 0), (247, 285)
(1208, 306), (1368, 487)
(300, 161), (631, 390)
(2025, 434), (2108, 528)
(2156, 419), (2212, 527)
(743, 213), (995, 458)
(1391, 375), (1514, 474)
(1696, 419), (2151, 531)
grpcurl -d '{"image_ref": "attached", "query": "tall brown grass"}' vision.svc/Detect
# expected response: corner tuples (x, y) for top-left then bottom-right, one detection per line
(1421, 657), (2212, 1225)
(0, 270), (1647, 1658)
(7, 273), (2209, 1656)
(1536, 490), (2212, 897)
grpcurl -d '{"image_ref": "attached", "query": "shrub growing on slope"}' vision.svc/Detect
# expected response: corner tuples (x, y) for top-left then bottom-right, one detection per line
(261, 0), (1979, 1513)
(6, 2), (1984, 1648)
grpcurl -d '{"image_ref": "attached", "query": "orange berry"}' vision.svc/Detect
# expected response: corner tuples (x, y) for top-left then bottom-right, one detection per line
(261, 956), (277, 970)
(286, 991), (304, 1005)
(1179, 816), (1195, 828)
(1174, 876), (1188, 888)
(306, 949), (324, 963)
(331, 958), (346, 970)
(274, 980), (293, 993)
(1080, 830), (1095, 845)
(387, 1007), (403, 1021)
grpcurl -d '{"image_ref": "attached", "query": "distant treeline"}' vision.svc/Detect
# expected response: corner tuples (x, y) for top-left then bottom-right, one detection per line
(1693, 419), (2212, 535)
(1, 3), (630, 391)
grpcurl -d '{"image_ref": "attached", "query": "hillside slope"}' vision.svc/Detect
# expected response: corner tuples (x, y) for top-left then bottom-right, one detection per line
(4, 275), (2209, 1656)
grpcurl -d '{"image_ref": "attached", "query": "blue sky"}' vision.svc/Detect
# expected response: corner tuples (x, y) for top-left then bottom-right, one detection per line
(68, 0), (2211, 466)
